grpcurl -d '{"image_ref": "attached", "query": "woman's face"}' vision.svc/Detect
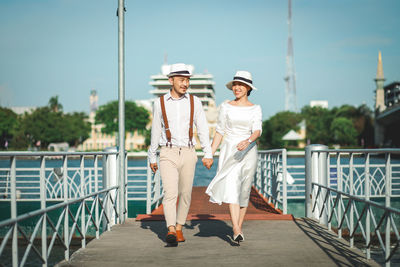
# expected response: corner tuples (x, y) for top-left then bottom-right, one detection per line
(232, 82), (250, 99)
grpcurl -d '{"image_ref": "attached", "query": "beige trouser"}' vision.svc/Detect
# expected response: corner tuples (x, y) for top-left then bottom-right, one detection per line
(159, 146), (198, 228)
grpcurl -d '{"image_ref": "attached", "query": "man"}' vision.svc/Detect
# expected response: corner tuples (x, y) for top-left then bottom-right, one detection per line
(148, 63), (213, 245)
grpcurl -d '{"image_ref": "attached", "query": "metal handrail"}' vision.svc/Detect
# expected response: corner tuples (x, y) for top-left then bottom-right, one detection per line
(0, 151), (124, 267)
(312, 182), (400, 265)
(307, 146), (400, 267)
(254, 149), (287, 214)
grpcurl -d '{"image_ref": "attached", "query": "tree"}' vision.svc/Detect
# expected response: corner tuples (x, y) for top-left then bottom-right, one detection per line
(0, 107), (17, 149)
(62, 112), (91, 146)
(95, 101), (150, 135)
(48, 96), (63, 112)
(330, 117), (358, 146)
(260, 111), (303, 148)
(301, 106), (334, 144)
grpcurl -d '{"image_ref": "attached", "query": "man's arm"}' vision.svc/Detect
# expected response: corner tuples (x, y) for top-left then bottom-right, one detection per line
(148, 100), (162, 172)
(193, 97), (213, 169)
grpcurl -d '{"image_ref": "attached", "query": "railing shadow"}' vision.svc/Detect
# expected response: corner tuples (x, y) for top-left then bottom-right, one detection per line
(294, 218), (376, 267)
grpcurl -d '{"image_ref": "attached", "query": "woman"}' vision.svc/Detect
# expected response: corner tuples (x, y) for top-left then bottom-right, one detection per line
(206, 70), (262, 243)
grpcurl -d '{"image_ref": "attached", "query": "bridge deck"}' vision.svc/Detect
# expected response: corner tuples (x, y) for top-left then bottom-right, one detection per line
(136, 186), (293, 221)
(57, 186), (380, 266)
(57, 218), (379, 267)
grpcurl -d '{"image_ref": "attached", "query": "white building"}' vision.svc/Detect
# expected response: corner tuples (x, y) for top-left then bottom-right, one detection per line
(149, 64), (218, 148)
(310, 100), (328, 109)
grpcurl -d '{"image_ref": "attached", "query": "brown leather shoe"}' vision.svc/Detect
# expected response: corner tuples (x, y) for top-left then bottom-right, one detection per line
(176, 230), (185, 242)
(166, 231), (177, 244)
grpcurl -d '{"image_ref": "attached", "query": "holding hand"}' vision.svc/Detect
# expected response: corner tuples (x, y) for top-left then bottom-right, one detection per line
(237, 139), (250, 151)
(150, 163), (158, 173)
(202, 158), (213, 170)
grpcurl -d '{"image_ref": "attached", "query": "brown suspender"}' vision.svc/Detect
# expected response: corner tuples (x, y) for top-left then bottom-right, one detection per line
(159, 94), (194, 148)
(188, 94), (194, 147)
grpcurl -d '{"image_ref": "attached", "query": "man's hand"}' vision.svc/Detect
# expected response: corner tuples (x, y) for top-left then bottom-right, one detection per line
(150, 163), (158, 173)
(202, 158), (213, 170)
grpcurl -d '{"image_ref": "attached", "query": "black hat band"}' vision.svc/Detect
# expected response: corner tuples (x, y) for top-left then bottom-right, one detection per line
(170, 70), (190, 75)
(233, 76), (252, 84)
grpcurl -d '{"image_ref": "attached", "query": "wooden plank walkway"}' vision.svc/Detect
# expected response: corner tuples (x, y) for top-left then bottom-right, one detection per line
(136, 186), (293, 221)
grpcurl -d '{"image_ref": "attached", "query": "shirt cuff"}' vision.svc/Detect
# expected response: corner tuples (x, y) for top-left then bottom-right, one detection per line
(148, 150), (157, 164)
(203, 151), (213, 159)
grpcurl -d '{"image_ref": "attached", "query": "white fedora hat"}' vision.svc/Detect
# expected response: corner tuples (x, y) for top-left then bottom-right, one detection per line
(167, 63), (192, 77)
(226, 70), (257, 91)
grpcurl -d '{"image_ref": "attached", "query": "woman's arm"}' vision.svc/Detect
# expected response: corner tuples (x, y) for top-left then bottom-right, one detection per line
(211, 132), (224, 156)
(237, 130), (261, 151)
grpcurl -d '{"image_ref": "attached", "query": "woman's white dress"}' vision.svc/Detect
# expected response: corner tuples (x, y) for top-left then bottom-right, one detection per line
(206, 102), (262, 207)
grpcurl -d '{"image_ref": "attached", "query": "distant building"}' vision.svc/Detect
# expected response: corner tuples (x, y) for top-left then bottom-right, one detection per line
(149, 64), (218, 149)
(310, 100), (328, 109)
(78, 90), (150, 151)
(384, 82), (400, 108)
(282, 119), (306, 148)
(10, 106), (36, 115)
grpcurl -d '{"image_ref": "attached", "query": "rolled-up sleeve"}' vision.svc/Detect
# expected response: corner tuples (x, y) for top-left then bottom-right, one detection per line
(147, 99), (162, 163)
(215, 103), (226, 135)
(252, 105), (262, 134)
(193, 97), (212, 159)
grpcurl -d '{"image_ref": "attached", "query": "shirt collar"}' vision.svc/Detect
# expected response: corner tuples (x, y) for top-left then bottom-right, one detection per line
(166, 91), (189, 101)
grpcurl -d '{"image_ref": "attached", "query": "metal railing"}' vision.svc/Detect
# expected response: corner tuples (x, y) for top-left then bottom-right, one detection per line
(306, 145), (400, 266)
(254, 149), (287, 214)
(0, 151), (125, 267)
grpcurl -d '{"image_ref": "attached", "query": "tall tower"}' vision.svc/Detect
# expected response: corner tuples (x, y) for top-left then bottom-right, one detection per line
(374, 51), (386, 112)
(284, 0), (297, 112)
(89, 90), (98, 123)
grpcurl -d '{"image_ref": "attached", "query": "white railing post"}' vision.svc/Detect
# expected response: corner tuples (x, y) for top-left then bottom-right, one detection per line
(63, 155), (69, 261)
(365, 153), (370, 260)
(305, 144), (328, 220)
(94, 155), (99, 239)
(337, 153), (342, 239)
(102, 147), (117, 227)
(327, 152), (331, 231)
(385, 153), (391, 267)
(282, 149), (287, 214)
(318, 148), (328, 226)
(146, 159), (152, 214)
(349, 153), (354, 248)
(80, 156), (86, 248)
(40, 156), (47, 267)
(10, 156), (18, 267)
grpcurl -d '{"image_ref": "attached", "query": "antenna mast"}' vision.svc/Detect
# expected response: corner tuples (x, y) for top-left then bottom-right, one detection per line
(284, 0), (297, 112)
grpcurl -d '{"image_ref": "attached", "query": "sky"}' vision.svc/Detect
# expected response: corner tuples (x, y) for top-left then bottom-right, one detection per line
(0, 0), (399, 119)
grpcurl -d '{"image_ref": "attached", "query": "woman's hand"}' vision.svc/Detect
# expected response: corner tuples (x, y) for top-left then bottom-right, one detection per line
(237, 139), (250, 151)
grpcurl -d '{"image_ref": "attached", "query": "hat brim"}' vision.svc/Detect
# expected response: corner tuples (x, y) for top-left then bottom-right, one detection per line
(167, 73), (192, 78)
(226, 80), (257, 91)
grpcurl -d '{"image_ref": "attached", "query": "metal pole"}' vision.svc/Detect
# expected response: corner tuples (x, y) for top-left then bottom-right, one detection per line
(305, 144), (328, 219)
(117, 0), (126, 225)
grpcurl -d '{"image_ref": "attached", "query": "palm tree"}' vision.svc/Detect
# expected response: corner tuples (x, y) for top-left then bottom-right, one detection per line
(48, 96), (63, 112)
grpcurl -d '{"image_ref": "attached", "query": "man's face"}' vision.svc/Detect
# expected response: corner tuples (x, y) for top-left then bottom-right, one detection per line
(169, 76), (190, 96)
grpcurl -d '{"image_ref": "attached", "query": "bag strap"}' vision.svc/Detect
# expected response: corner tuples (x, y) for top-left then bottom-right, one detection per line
(188, 94), (194, 147)
(159, 95), (172, 147)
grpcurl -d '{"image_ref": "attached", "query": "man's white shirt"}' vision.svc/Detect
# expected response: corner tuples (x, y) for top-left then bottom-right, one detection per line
(148, 91), (212, 163)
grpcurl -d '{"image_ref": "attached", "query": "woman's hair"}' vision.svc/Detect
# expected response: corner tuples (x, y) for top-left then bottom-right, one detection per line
(247, 89), (252, 96)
